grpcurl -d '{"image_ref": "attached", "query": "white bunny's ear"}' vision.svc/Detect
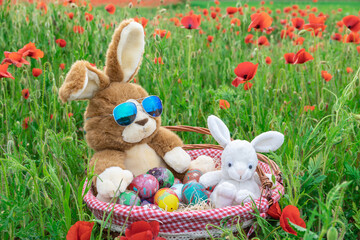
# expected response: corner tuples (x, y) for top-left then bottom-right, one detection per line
(251, 131), (284, 153)
(207, 115), (231, 148)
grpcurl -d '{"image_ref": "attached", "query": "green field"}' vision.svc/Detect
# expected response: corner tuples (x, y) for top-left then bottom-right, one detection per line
(0, 0), (360, 239)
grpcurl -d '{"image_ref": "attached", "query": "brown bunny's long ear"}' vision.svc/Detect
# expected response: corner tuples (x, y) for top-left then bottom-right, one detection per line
(59, 61), (110, 103)
(105, 19), (145, 83)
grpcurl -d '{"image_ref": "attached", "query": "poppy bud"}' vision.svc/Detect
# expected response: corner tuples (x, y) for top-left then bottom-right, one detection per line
(327, 226), (338, 240)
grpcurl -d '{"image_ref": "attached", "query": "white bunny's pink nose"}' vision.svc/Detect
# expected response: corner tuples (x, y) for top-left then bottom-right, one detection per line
(238, 170), (245, 176)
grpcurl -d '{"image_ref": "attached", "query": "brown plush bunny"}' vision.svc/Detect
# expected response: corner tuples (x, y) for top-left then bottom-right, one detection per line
(58, 19), (214, 202)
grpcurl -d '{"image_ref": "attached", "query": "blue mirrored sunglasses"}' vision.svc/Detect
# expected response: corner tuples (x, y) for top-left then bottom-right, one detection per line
(112, 95), (163, 126)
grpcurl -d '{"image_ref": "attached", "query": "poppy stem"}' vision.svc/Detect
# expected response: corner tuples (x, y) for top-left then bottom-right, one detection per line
(187, 35), (192, 83)
(263, 225), (281, 240)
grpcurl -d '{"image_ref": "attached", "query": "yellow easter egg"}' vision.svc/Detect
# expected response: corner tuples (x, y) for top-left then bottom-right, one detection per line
(154, 188), (179, 212)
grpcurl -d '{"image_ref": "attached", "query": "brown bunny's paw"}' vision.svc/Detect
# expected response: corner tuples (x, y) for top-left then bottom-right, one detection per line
(163, 147), (191, 174)
(189, 155), (216, 174)
(96, 167), (134, 203)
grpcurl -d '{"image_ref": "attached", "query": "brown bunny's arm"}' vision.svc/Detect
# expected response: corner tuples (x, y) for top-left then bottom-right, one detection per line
(148, 127), (189, 180)
(89, 149), (126, 185)
(148, 127), (184, 158)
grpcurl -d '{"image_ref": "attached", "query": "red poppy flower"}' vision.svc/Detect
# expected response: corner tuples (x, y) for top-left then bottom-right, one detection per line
(219, 99), (230, 109)
(248, 12), (273, 32)
(119, 221), (166, 240)
(36, 2), (47, 14)
(169, 17), (180, 27)
(18, 42), (44, 59)
(68, 113), (73, 118)
(0, 63), (14, 79)
(210, 12), (217, 19)
(202, 9), (208, 16)
(268, 202), (281, 219)
(357, 46), (360, 54)
(285, 49), (313, 64)
(321, 71), (332, 82)
(232, 62), (258, 87)
(181, 15), (201, 29)
(226, 7), (238, 15)
(22, 117), (32, 129)
(230, 18), (241, 26)
(346, 67), (353, 73)
(283, 7), (291, 14)
(238, 7), (244, 15)
(154, 57), (164, 64)
(342, 15), (360, 32)
(73, 26), (85, 34)
(2, 52), (30, 67)
(303, 13), (326, 31)
(245, 34), (254, 44)
(331, 33), (342, 42)
(291, 18), (305, 30)
(134, 17), (149, 28)
(60, 63), (65, 70)
(66, 221), (94, 240)
(55, 39), (67, 48)
(344, 32), (360, 44)
(257, 36), (270, 46)
(85, 12), (93, 22)
(67, 12), (74, 20)
(284, 53), (296, 64)
(32, 68), (42, 77)
(304, 105), (315, 112)
(280, 205), (306, 236)
(293, 37), (305, 45)
(22, 89), (29, 99)
(153, 29), (171, 39)
(207, 35), (214, 43)
(244, 82), (253, 90)
(105, 4), (115, 14)
(265, 56), (272, 65)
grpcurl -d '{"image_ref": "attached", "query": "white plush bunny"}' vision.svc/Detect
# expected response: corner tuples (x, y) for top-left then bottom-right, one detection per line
(199, 115), (284, 208)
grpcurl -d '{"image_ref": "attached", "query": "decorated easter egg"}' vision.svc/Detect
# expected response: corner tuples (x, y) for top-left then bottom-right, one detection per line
(154, 188), (179, 212)
(183, 169), (203, 184)
(170, 184), (184, 200)
(129, 174), (159, 199)
(147, 167), (174, 188)
(182, 182), (208, 205)
(173, 178), (182, 185)
(141, 200), (152, 206)
(117, 191), (141, 206)
(142, 204), (161, 210)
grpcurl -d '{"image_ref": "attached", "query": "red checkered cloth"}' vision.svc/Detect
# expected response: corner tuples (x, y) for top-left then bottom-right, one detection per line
(83, 149), (284, 236)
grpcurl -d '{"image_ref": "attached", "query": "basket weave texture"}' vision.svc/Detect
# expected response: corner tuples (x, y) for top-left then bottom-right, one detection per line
(82, 126), (285, 237)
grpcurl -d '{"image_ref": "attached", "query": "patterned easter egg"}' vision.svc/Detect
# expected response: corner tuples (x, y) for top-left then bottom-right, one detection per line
(147, 167), (174, 188)
(154, 188), (179, 212)
(129, 174), (159, 199)
(117, 191), (141, 206)
(183, 169), (203, 184)
(141, 200), (152, 206)
(173, 178), (182, 185)
(170, 184), (184, 200)
(182, 182), (209, 205)
(142, 204), (161, 210)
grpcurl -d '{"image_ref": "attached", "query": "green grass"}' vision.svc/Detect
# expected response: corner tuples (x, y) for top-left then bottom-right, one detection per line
(0, 0), (360, 239)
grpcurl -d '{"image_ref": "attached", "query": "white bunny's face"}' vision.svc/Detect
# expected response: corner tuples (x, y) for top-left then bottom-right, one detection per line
(222, 140), (258, 181)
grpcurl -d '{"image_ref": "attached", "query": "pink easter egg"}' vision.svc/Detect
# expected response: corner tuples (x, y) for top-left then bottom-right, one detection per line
(129, 174), (159, 199)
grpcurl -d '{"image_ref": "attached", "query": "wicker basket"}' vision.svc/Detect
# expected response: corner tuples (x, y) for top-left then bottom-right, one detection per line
(83, 126), (284, 239)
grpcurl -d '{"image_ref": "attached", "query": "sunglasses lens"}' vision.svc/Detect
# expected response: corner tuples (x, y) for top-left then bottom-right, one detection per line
(113, 102), (137, 126)
(142, 96), (162, 117)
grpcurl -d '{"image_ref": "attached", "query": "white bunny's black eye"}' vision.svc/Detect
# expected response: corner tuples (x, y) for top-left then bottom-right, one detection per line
(249, 165), (253, 169)
(228, 163), (232, 167)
